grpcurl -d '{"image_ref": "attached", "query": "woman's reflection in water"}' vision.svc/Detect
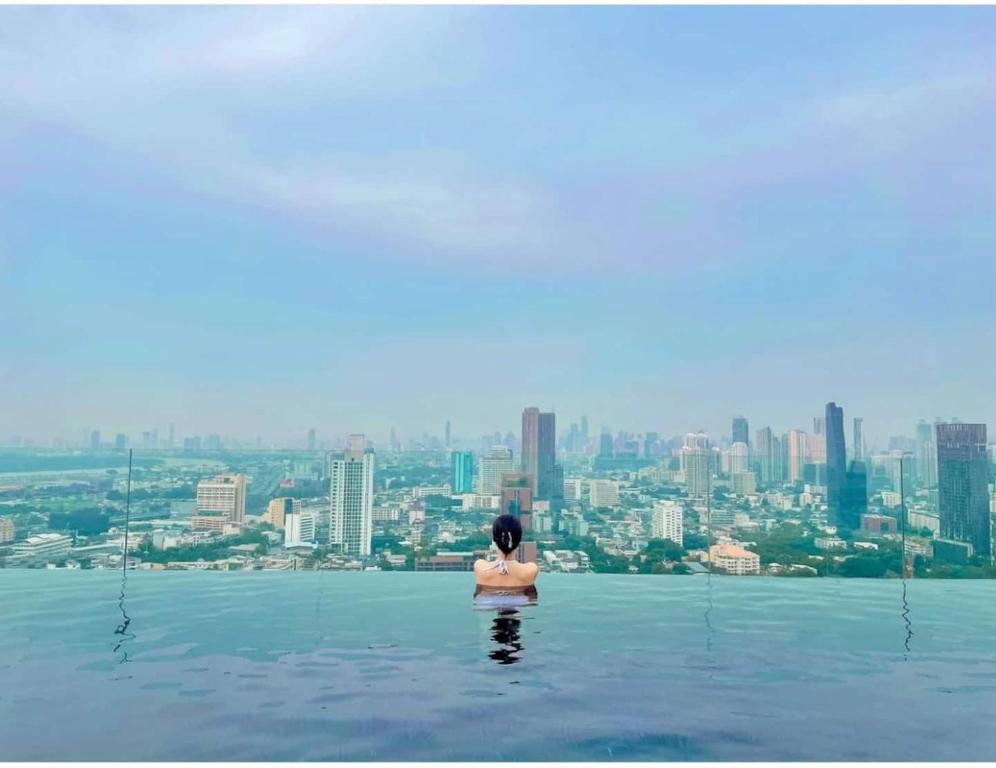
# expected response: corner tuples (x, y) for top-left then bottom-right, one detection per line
(489, 609), (524, 665)
(475, 584), (537, 665)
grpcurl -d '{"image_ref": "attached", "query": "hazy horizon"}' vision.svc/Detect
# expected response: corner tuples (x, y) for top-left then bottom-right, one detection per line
(2, 7), (995, 447)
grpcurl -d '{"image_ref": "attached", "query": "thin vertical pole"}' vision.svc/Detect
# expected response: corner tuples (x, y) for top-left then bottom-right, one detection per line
(122, 449), (133, 574)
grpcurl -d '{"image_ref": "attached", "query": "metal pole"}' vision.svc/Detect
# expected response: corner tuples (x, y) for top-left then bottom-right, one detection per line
(122, 449), (133, 574)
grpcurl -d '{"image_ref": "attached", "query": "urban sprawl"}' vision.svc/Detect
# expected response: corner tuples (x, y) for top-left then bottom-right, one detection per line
(1, 405), (992, 578)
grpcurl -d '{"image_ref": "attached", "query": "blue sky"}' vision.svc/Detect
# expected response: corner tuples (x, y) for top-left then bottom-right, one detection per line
(2, 6), (995, 447)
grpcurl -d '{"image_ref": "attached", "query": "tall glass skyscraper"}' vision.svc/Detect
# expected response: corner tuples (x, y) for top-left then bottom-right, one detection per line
(732, 415), (749, 446)
(451, 450), (474, 494)
(825, 402), (847, 527)
(936, 422), (990, 560)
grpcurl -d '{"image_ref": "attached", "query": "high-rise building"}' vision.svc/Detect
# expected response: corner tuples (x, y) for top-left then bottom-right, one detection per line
(599, 432), (613, 458)
(682, 432), (710, 496)
(451, 450), (475, 494)
(731, 471), (756, 495)
(915, 420), (937, 487)
(839, 460), (867, 531)
(114, 433), (127, 452)
(445, 420), (451, 449)
(520, 407), (558, 499)
(732, 416), (749, 447)
(755, 427), (776, 484)
(90, 430), (100, 451)
(308, 428), (316, 451)
(730, 442), (749, 475)
(168, 423), (175, 448)
(329, 438), (374, 557)
(936, 423), (990, 560)
(196, 475), (247, 524)
(500, 472), (535, 564)
(788, 430), (807, 483)
(0, 516), (14, 544)
(267, 497), (300, 529)
(825, 402), (848, 527)
(477, 447), (514, 495)
(852, 417), (864, 461)
(652, 500), (683, 545)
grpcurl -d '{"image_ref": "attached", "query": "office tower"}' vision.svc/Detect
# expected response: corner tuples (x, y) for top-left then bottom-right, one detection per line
(500, 473), (536, 563)
(788, 430), (807, 483)
(730, 442), (749, 475)
(652, 500), (683, 545)
(682, 432), (710, 497)
(308, 428), (316, 451)
(476, 447), (514, 495)
(813, 416), (825, 436)
(599, 432), (613, 458)
(521, 407), (558, 499)
(853, 417), (864, 461)
(329, 437), (374, 557)
(838, 461), (866, 531)
(267, 497), (300, 529)
(445, 420), (451, 449)
(196, 475), (247, 524)
(732, 416), (749, 447)
(451, 450), (475, 494)
(915, 420), (937, 487)
(936, 423), (990, 560)
(285, 511), (316, 546)
(589, 480), (620, 508)
(114, 433), (127, 452)
(90, 430), (100, 451)
(755, 427), (774, 484)
(825, 402), (847, 527)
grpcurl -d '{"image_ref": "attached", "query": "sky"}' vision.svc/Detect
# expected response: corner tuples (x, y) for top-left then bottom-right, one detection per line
(1, 6), (995, 448)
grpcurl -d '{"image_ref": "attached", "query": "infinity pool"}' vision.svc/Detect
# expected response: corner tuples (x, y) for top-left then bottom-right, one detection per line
(2, 571), (995, 761)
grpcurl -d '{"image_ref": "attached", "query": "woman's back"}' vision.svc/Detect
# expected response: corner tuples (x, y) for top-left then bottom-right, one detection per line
(474, 558), (538, 589)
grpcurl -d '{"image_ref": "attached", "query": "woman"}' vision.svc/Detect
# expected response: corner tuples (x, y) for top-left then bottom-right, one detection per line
(474, 513), (538, 600)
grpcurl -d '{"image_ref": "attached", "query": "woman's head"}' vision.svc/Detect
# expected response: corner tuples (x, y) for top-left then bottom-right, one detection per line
(492, 513), (523, 555)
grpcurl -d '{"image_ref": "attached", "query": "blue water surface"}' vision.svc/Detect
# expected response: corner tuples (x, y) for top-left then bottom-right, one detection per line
(1, 571), (995, 761)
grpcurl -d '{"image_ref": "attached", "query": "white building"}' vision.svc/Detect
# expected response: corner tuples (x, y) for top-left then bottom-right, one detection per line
(681, 432), (711, 497)
(730, 442), (749, 475)
(476, 448), (514, 495)
(589, 480), (619, 508)
(563, 478), (583, 501)
(459, 494), (500, 511)
(652, 500), (683, 545)
(880, 491), (902, 508)
(731, 471), (757, 495)
(9, 533), (72, 567)
(0, 516), (14, 544)
(329, 438), (374, 557)
(413, 484), (452, 499)
(709, 544), (760, 575)
(285, 511), (317, 546)
(196, 474), (247, 524)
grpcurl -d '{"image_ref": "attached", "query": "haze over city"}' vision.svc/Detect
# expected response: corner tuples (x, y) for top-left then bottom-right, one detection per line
(2, 6), (995, 444)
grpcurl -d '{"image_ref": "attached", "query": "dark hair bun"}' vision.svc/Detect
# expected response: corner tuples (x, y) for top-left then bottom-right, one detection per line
(492, 513), (523, 555)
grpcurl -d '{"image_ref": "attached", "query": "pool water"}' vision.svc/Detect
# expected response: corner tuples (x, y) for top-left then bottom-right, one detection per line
(2, 571), (995, 761)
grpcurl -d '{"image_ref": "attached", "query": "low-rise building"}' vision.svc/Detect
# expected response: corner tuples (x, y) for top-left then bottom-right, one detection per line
(8, 533), (72, 567)
(414, 551), (476, 571)
(709, 544), (760, 575)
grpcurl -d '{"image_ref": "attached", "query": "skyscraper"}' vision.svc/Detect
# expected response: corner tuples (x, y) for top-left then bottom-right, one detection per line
(825, 402), (847, 527)
(852, 417), (864, 460)
(451, 450), (474, 494)
(308, 428), (316, 451)
(445, 420), (451, 449)
(682, 432), (710, 497)
(329, 437), (374, 557)
(521, 407), (558, 499)
(756, 427), (774, 484)
(840, 460), (868, 531)
(936, 422), (990, 560)
(915, 420), (937, 487)
(599, 432), (613, 458)
(732, 416), (749, 446)
(477, 447), (514, 495)
(90, 430), (100, 451)
(730, 442), (749, 475)
(788, 430), (807, 483)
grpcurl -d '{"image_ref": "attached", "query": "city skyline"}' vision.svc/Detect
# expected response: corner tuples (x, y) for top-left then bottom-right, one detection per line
(3, 7), (996, 443)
